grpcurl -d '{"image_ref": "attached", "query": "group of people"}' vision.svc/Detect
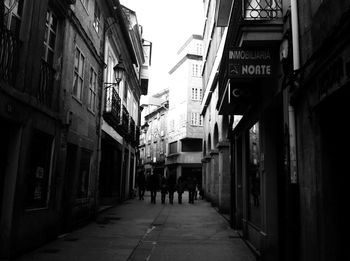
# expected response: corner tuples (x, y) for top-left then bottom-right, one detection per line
(136, 171), (202, 204)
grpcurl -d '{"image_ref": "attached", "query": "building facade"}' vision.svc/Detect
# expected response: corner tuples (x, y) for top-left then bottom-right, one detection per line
(166, 35), (204, 187)
(0, 0), (149, 258)
(201, 0), (232, 214)
(202, 0), (349, 260)
(99, 3), (150, 207)
(139, 89), (169, 181)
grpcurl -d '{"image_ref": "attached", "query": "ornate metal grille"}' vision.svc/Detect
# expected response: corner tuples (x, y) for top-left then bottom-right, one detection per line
(0, 28), (19, 85)
(243, 0), (283, 20)
(38, 59), (55, 108)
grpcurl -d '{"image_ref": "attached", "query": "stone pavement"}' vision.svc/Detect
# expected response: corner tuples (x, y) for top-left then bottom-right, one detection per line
(15, 192), (256, 261)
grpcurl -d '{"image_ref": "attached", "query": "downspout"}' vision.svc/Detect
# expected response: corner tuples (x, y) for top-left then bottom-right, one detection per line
(289, 0), (299, 184)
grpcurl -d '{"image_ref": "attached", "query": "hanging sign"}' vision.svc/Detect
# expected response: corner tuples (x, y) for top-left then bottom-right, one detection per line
(228, 48), (274, 78)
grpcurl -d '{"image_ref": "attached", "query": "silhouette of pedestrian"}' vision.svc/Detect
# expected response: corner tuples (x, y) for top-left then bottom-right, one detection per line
(187, 176), (195, 204)
(160, 175), (168, 204)
(176, 175), (184, 204)
(137, 171), (146, 200)
(167, 173), (177, 204)
(149, 172), (159, 204)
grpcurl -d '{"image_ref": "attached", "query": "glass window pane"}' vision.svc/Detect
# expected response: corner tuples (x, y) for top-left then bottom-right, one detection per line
(74, 49), (79, 70)
(248, 122), (261, 227)
(49, 32), (56, 49)
(79, 55), (84, 75)
(47, 50), (54, 65)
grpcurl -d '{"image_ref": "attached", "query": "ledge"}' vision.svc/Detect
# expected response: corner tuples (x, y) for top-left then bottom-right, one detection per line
(209, 149), (219, 156)
(216, 140), (230, 149)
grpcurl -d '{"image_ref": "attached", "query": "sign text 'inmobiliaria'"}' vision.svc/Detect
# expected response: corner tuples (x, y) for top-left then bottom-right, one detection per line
(228, 48), (274, 78)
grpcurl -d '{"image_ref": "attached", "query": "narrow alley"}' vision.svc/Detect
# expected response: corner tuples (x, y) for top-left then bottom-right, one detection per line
(14, 193), (255, 261)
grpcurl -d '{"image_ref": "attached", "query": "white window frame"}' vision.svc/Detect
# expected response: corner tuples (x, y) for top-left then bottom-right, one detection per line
(80, 0), (89, 12)
(93, 1), (100, 34)
(42, 9), (57, 66)
(73, 47), (85, 101)
(4, 0), (23, 35)
(88, 67), (97, 112)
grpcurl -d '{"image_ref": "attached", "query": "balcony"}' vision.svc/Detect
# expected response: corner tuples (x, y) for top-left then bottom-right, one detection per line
(121, 105), (129, 133)
(134, 125), (140, 146)
(103, 86), (121, 128)
(0, 28), (20, 86)
(240, 0), (283, 46)
(127, 116), (135, 143)
(243, 0), (282, 20)
(216, 0), (283, 116)
(38, 59), (57, 110)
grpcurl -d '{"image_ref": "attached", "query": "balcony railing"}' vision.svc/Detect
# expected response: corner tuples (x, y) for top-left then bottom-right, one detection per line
(128, 116), (135, 142)
(121, 105), (129, 132)
(135, 125), (140, 146)
(0, 28), (20, 85)
(103, 86), (121, 128)
(243, 0), (282, 20)
(38, 59), (56, 109)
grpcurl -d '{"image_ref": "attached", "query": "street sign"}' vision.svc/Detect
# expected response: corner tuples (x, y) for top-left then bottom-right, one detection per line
(228, 48), (274, 78)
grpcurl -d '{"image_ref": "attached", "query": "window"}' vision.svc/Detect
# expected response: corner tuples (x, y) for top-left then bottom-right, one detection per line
(26, 130), (54, 209)
(4, 0), (24, 37)
(191, 112), (203, 126)
(182, 139), (202, 152)
(93, 2), (101, 33)
(73, 47), (85, 100)
(191, 88), (202, 101)
(42, 10), (57, 66)
(169, 141), (178, 154)
(77, 149), (91, 198)
(192, 64), (198, 77)
(196, 43), (202, 55)
(88, 67), (97, 111)
(160, 140), (164, 155)
(248, 122), (261, 227)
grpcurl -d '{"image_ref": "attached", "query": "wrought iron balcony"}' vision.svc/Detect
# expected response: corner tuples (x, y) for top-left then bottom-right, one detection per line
(103, 86), (121, 128)
(243, 0), (282, 20)
(128, 116), (135, 142)
(38, 59), (56, 110)
(121, 105), (129, 132)
(135, 125), (140, 146)
(0, 28), (20, 86)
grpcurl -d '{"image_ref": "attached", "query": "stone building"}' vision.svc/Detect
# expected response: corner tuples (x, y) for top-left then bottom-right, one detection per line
(139, 88), (169, 181)
(166, 35), (204, 187)
(202, 0), (349, 260)
(0, 0), (149, 258)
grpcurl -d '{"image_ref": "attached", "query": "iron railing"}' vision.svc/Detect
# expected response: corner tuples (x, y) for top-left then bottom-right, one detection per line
(243, 0), (282, 20)
(104, 86), (121, 128)
(121, 105), (129, 132)
(38, 59), (56, 109)
(128, 116), (135, 141)
(0, 28), (20, 85)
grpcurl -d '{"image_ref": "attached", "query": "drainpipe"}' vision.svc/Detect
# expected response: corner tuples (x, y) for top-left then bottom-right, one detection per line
(289, 0), (299, 184)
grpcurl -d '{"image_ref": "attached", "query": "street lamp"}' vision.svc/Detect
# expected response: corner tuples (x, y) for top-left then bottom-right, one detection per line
(113, 59), (126, 84)
(104, 58), (126, 87)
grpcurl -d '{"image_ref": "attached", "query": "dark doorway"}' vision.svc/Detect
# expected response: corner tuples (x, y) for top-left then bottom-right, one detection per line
(62, 143), (78, 232)
(0, 119), (19, 223)
(317, 85), (349, 261)
(99, 137), (122, 204)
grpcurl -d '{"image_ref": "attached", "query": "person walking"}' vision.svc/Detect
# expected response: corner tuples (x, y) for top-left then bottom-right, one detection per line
(176, 175), (184, 204)
(167, 173), (177, 204)
(137, 171), (146, 200)
(149, 171), (159, 204)
(160, 175), (168, 204)
(187, 176), (195, 204)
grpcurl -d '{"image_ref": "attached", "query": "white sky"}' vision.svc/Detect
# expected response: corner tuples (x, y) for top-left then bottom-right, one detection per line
(120, 0), (205, 96)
